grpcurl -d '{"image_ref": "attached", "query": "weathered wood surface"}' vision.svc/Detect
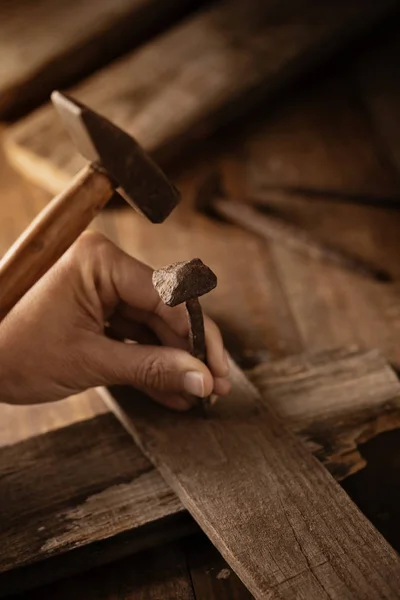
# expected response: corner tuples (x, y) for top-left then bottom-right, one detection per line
(0, 414), (193, 596)
(2, 29), (400, 596)
(2, 348), (400, 596)
(107, 358), (400, 600)
(4, 0), (398, 193)
(0, 0), (199, 119)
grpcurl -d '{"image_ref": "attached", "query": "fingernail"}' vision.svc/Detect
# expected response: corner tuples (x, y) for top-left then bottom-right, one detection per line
(223, 350), (230, 374)
(183, 371), (205, 398)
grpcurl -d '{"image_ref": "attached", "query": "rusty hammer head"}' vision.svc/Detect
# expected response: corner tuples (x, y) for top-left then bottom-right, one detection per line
(152, 258), (217, 307)
(51, 91), (179, 223)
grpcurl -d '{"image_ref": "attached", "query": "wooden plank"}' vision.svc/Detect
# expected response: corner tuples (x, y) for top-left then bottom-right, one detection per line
(0, 413), (193, 596)
(0, 0), (200, 119)
(216, 56), (400, 365)
(107, 357), (400, 599)
(2, 348), (400, 595)
(243, 67), (400, 200)
(4, 0), (398, 193)
(250, 347), (400, 480)
(268, 244), (400, 366)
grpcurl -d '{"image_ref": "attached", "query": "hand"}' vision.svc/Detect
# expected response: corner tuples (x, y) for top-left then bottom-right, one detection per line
(0, 232), (230, 410)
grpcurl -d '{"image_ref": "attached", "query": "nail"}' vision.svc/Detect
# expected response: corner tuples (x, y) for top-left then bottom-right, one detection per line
(183, 371), (205, 398)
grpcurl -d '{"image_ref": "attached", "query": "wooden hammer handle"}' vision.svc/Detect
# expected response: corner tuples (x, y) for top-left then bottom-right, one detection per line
(0, 164), (114, 321)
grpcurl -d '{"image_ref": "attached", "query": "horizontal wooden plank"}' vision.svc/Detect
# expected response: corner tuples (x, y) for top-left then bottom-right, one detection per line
(243, 66), (400, 200)
(2, 349), (399, 595)
(4, 0), (397, 193)
(107, 356), (400, 599)
(0, 413), (193, 596)
(0, 0), (200, 119)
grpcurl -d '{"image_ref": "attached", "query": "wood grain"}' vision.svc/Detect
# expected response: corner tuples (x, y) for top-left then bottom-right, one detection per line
(4, 0), (398, 193)
(107, 358), (400, 599)
(250, 347), (400, 480)
(2, 349), (400, 596)
(0, 0), (200, 119)
(0, 413), (193, 596)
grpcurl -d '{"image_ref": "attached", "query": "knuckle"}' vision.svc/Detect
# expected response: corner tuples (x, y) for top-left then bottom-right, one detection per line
(136, 352), (168, 390)
(75, 230), (109, 253)
(64, 231), (113, 274)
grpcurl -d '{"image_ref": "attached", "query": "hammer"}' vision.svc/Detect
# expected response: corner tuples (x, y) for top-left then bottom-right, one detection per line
(0, 92), (180, 321)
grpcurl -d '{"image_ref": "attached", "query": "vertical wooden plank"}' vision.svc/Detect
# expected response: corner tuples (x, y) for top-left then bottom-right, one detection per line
(107, 360), (400, 600)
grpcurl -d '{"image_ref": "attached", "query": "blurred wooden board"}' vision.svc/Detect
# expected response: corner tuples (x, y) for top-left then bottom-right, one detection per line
(242, 67), (400, 200)
(4, 0), (398, 193)
(108, 357), (400, 600)
(0, 0), (199, 119)
(2, 348), (400, 596)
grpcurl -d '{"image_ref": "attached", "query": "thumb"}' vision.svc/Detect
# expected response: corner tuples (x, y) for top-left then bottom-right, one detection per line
(85, 337), (215, 409)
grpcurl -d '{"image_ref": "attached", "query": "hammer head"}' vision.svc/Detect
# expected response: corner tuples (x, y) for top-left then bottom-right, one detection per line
(153, 258), (217, 307)
(51, 91), (180, 223)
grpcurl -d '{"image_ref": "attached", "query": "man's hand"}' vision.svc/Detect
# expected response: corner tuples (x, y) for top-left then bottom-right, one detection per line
(0, 232), (230, 410)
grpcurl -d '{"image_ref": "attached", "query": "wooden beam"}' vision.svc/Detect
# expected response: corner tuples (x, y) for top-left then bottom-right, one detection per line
(0, 0), (200, 119)
(2, 348), (400, 595)
(107, 356), (400, 599)
(4, 0), (398, 193)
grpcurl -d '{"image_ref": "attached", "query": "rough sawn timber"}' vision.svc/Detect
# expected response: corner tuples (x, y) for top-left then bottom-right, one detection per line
(106, 355), (400, 600)
(2, 348), (400, 596)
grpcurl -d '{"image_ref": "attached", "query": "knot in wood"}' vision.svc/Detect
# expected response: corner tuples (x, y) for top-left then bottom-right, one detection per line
(152, 258), (217, 306)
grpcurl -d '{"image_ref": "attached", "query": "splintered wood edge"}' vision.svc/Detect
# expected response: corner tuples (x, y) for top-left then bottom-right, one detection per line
(249, 347), (400, 480)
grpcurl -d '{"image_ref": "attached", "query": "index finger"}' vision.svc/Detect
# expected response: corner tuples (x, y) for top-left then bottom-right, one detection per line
(108, 244), (190, 336)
